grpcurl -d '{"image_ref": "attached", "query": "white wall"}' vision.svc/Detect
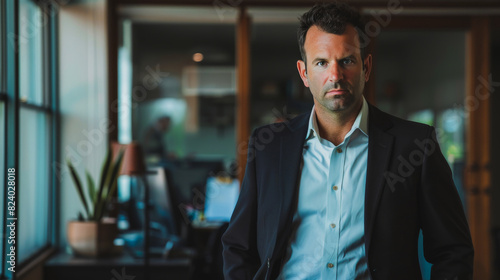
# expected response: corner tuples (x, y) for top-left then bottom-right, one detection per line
(57, 0), (108, 248)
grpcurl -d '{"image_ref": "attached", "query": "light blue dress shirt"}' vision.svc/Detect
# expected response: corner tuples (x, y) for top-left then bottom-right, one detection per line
(279, 98), (371, 280)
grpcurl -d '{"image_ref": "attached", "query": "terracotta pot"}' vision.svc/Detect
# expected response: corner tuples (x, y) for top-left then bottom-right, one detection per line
(67, 220), (118, 257)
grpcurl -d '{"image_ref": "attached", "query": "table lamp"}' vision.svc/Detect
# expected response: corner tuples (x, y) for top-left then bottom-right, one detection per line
(114, 141), (151, 280)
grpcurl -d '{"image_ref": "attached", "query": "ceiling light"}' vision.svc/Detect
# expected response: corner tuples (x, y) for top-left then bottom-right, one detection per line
(193, 53), (204, 62)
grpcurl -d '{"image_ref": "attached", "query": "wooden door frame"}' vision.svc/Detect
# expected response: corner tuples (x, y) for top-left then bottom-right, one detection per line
(236, 7), (251, 183)
(465, 16), (491, 280)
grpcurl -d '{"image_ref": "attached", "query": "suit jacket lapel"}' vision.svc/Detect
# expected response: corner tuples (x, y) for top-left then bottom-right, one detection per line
(268, 106), (394, 261)
(365, 104), (394, 256)
(271, 114), (308, 259)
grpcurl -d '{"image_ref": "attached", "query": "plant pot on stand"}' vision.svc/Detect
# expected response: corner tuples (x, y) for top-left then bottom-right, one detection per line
(67, 220), (118, 257)
(66, 147), (125, 257)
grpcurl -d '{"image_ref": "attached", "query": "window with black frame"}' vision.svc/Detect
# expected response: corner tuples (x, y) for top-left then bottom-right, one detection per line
(17, 0), (55, 265)
(0, 1), (6, 275)
(0, 0), (56, 276)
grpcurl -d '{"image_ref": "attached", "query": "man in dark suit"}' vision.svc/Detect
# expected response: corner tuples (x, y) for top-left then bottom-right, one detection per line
(222, 2), (473, 279)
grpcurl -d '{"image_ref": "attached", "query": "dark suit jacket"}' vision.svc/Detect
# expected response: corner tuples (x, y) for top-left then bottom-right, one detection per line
(222, 104), (473, 280)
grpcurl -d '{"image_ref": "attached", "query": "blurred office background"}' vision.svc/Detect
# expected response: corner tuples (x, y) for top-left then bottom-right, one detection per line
(1, 0), (500, 279)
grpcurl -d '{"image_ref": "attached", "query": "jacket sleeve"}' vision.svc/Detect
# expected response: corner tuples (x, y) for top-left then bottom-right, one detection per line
(222, 131), (261, 279)
(419, 127), (474, 280)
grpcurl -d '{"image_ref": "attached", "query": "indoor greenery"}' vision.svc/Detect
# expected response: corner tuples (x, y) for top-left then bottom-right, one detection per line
(67, 148), (125, 221)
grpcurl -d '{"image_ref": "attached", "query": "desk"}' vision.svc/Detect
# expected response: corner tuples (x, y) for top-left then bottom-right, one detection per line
(187, 222), (227, 280)
(44, 251), (192, 280)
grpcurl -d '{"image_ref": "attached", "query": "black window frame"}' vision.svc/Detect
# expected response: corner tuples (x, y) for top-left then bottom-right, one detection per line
(0, 0), (59, 278)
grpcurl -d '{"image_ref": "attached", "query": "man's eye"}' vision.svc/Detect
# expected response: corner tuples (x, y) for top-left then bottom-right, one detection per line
(342, 58), (354, 65)
(316, 61), (327, 67)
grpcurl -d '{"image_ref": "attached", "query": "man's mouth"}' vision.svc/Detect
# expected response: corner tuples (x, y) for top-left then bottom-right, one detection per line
(325, 89), (348, 96)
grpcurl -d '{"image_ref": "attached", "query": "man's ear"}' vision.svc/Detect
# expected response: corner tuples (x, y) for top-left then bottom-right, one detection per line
(363, 54), (373, 82)
(297, 60), (309, 88)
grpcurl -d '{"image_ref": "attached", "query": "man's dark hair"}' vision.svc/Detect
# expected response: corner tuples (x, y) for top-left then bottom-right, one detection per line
(298, 2), (367, 65)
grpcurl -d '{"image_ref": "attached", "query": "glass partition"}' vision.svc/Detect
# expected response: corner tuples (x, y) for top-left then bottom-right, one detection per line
(248, 8), (313, 130)
(129, 20), (237, 177)
(117, 8), (239, 266)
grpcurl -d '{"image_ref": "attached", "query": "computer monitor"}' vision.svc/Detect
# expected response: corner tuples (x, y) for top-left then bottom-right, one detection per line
(146, 167), (178, 236)
(203, 176), (240, 222)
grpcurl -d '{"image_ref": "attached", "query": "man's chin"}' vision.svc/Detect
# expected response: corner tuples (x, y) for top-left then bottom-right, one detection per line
(326, 100), (353, 112)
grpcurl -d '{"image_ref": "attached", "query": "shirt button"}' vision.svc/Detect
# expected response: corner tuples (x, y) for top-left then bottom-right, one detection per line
(330, 223), (336, 228)
(332, 185), (338, 191)
(336, 148), (342, 153)
(327, 263), (334, 268)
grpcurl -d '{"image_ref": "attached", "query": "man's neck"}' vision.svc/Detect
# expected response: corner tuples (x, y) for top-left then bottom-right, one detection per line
(315, 101), (362, 146)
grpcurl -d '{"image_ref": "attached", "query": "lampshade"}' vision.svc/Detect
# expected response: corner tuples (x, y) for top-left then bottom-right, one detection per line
(112, 141), (147, 176)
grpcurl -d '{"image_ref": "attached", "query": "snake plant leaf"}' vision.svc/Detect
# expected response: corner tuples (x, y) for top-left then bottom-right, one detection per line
(67, 160), (90, 220)
(95, 148), (125, 221)
(104, 179), (119, 209)
(106, 149), (125, 198)
(85, 170), (96, 218)
(94, 149), (112, 220)
(86, 170), (96, 203)
(101, 150), (125, 215)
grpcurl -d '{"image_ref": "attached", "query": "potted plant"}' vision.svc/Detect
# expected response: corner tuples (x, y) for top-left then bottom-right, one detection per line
(66, 148), (125, 257)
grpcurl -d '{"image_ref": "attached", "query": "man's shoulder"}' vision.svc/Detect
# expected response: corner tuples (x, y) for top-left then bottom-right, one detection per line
(369, 103), (433, 137)
(251, 104), (435, 140)
(247, 113), (309, 156)
(251, 112), (309, 136)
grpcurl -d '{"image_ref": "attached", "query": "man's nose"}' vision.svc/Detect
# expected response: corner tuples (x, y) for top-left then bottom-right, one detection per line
(328, 63), (343, 82)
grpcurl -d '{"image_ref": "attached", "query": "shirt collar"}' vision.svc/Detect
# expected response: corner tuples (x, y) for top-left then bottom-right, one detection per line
(306, 97), (369, 141)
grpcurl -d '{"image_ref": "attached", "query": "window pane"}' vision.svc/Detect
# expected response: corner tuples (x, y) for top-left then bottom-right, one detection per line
(0, 102), (4, 258)
(0, 2), (4, 92)
(18, 108), (50, 262)
(19, 0), (43, 105)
